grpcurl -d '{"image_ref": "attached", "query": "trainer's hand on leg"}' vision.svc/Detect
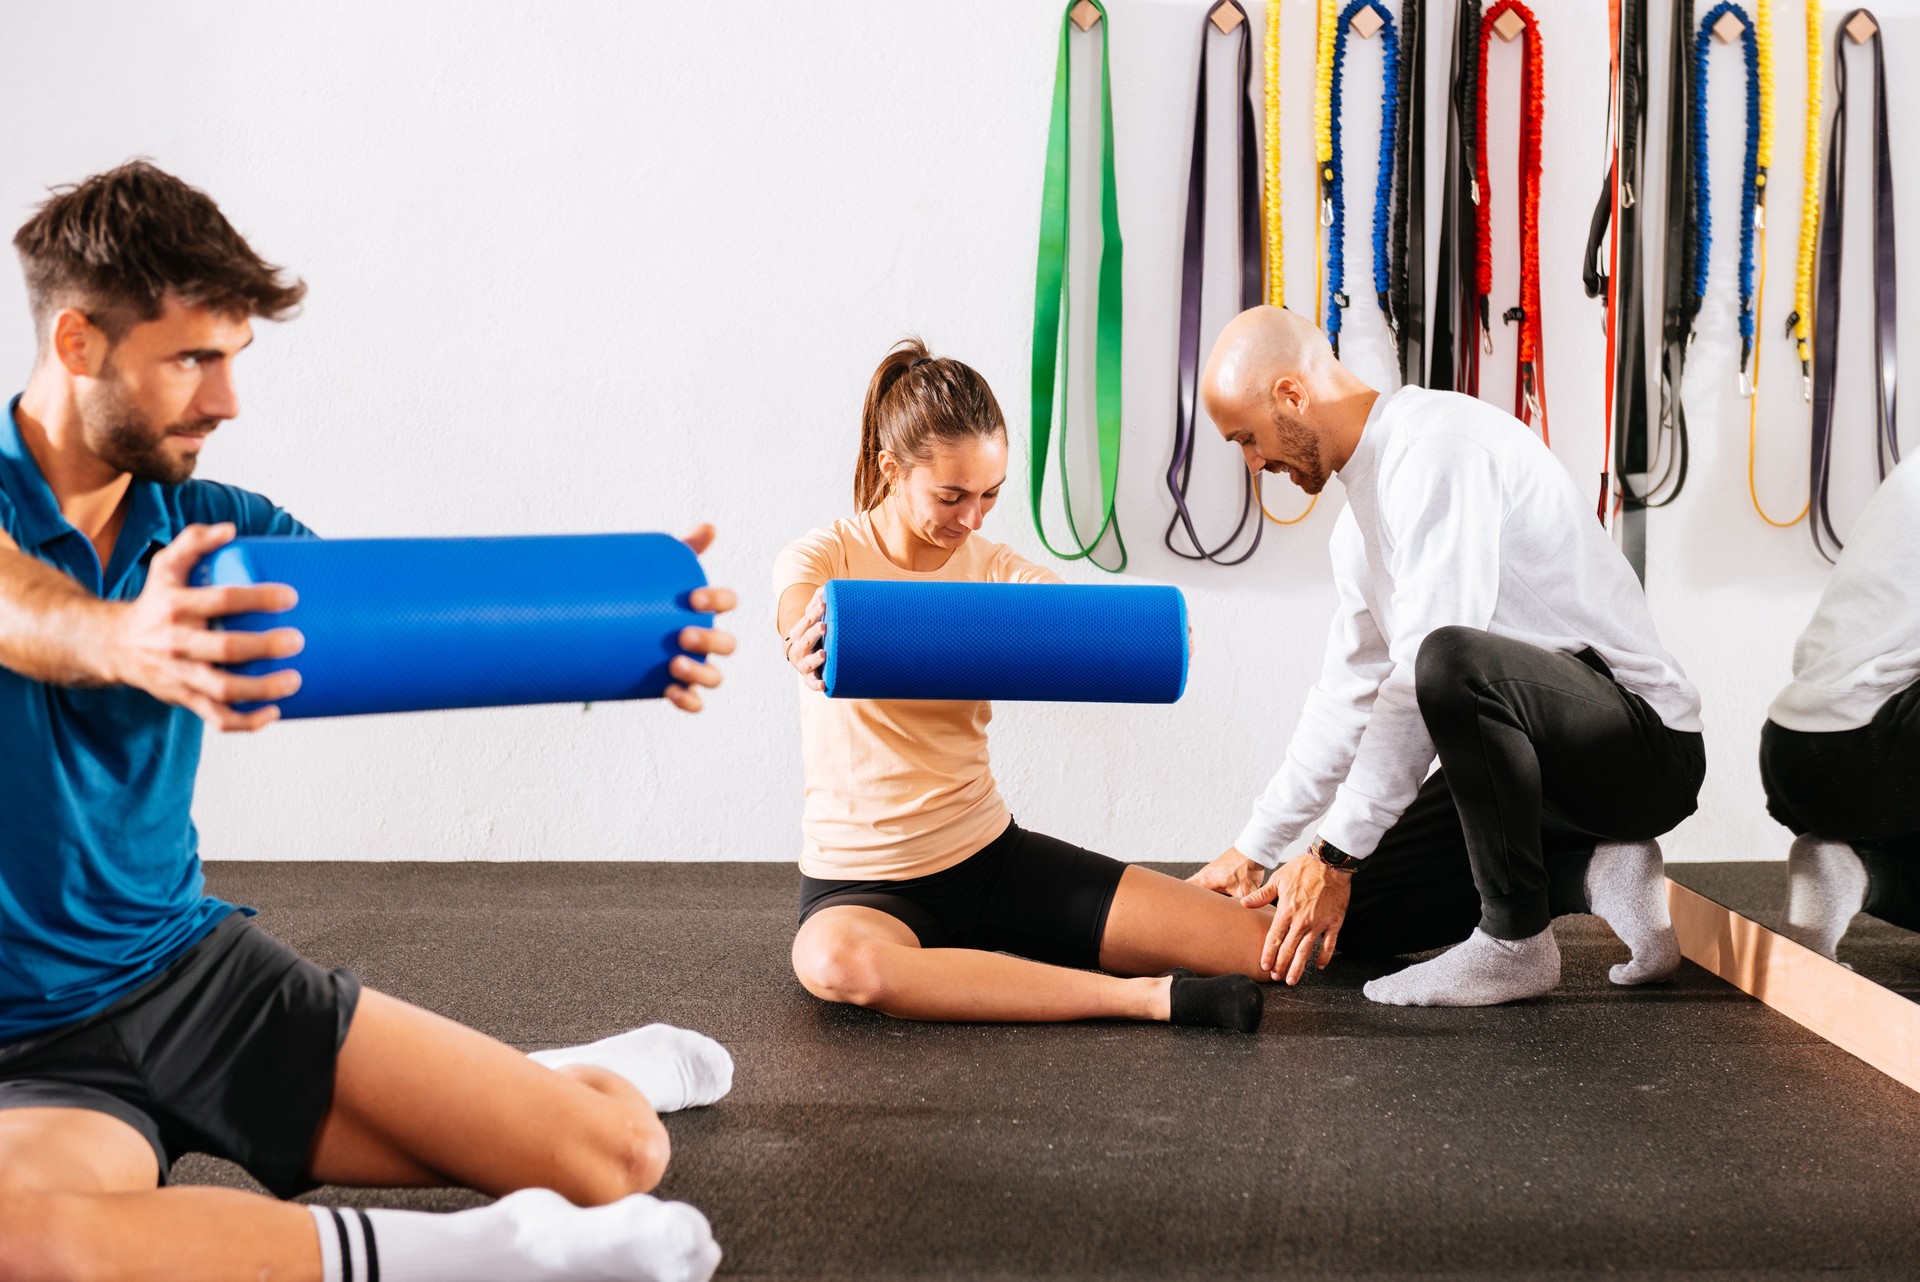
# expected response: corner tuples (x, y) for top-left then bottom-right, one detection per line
(1242, 855), (1350, 985)
(667, 524), (738, 714)
(1187, 847), (1266, 898)
(104, 523), (303, 733)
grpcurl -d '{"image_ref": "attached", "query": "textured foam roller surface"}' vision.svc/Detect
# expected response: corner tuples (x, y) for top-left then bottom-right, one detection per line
(192, 534), (711, 719)
(823, 579), (1188, 703)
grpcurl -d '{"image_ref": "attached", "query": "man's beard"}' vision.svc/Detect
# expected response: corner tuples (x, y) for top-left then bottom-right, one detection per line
(80, 366), (216, 485)
(1267, 407), (1329, 493)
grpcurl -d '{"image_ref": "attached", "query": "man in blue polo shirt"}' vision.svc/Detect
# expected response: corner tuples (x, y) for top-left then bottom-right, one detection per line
(0, 162), (729, 1282)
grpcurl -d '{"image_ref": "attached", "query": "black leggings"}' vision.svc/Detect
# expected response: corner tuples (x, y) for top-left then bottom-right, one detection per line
(1761, 679), (1920, 930)
(797, 822), (1127, 970)
(1341, 628), (1707, 951)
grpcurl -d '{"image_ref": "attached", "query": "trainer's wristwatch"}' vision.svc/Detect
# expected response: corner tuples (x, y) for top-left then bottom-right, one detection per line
(1310, 836), (1361, 874)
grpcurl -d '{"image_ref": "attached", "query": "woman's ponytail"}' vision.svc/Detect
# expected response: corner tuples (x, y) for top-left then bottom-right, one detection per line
(853, 337), (1005, 511)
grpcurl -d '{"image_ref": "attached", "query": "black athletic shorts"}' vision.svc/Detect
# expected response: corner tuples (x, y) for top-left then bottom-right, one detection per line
(797, 819), (1128, 969)
(0, 912), (361, 1199)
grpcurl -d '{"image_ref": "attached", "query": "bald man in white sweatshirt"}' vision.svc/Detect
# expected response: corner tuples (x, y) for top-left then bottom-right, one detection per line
(1188, 306), (1705, 1007)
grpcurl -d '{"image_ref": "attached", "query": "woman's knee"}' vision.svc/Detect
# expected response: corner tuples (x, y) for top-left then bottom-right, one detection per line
(791, 929), (893, 1008)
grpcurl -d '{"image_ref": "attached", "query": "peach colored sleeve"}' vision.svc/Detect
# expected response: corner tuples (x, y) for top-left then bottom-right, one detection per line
(994, 545), (1063, 586)
(772, 527), (841, 600)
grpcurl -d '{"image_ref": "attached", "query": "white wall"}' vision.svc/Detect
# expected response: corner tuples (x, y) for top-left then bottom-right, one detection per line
(1, 1), (1912, 863)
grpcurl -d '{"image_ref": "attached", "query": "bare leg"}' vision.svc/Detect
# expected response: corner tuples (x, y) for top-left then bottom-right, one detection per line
(0, 987), (681, 1282)
(0, 1107), (323, 1282)
(309, 989), (670, 1201)
(1096, 865), (1276, 977)
(792, 905), (1172, 1022)
(791, 869), (1275, 1024)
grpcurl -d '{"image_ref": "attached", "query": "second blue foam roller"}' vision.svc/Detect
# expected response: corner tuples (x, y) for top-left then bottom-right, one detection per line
(821, 580), (1189, 704)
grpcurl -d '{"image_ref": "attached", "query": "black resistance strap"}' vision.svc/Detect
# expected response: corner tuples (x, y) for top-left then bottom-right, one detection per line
(1167, 0), (1265, 565)
(1430, 0), (1484, 393)
(1390, 0), (1428, 384)
(1649, 0), (1697, 512)
(1809, 8), (1898, 561)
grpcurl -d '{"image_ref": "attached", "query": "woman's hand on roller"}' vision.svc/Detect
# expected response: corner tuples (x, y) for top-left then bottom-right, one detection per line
(781, 586), (827, 692)
(108, 523), (305, 733)
(667, 524), (738, 714)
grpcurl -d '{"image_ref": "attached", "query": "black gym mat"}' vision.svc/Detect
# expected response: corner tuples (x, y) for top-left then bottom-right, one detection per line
(181, 862), (1920, 1280)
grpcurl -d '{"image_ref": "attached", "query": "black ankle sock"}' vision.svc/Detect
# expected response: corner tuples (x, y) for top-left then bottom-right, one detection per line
(1167, 971), (1263, 1033)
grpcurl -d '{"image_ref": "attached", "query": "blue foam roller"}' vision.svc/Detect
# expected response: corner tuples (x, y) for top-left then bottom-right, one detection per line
(822, 580), (1188, 703)
(192, 534), (711, 719)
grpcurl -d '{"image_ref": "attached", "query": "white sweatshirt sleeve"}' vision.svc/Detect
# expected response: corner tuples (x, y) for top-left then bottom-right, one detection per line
(1233, 514), (1393, 867)
(1315, 433), (1506, 857)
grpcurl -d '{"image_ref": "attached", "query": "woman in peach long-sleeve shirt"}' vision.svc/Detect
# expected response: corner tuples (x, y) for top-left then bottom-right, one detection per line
(773, 338), (1273, 1032)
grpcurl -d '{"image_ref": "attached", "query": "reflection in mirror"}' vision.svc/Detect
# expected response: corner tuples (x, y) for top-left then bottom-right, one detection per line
(1669, 456), (1920, 999)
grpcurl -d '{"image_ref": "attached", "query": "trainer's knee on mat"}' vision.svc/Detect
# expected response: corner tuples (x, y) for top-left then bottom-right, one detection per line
(1414, 626), (1495, 717)
(791, 932), (894, 1009)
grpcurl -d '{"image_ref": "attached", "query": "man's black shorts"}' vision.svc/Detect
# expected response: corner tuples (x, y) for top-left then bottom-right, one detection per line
(0, 912), (361, 1199)
(798, 819), (1128, 969)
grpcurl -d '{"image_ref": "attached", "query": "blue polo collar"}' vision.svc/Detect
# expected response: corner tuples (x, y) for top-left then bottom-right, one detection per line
(2, 394), (177, 590)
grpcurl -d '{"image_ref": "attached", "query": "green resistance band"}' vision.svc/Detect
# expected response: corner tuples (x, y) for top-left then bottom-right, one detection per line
(1031, 0), (1128, 573)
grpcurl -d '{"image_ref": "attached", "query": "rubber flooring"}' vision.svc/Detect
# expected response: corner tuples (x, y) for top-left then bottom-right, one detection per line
(180, 863), (1920, 1280)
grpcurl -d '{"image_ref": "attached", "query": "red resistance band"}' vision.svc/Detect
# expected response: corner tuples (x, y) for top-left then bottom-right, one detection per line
(1472, 0), (1550, 443)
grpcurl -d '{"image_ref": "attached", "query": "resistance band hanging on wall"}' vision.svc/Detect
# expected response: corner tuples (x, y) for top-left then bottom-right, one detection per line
(1687, 5), (1766, 402)
(1313, 0), (1337, 325)
(1473, 0), (1550, 442)
(1786, 1), (1824, 401)
(1256, 0), (1321, 529)
(1750, 0), (1821, 530)
(1584, 0), (1652, 546)
(1389, 0), (1427, 385)
(1265, 0), (1286, 306)
(1430, 0), (1485, 394)
(1032, 0), (1127, 573)
(1166, 0), (1265, 565)
(1324, 0), (1401, 359)
(1731, 0), (1804, 530)
(1651, 0), (1700, 510)
(1809, 8), (1899, 562)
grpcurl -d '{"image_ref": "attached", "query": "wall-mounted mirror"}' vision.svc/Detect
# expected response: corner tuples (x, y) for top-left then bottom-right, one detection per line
(1665, 454), (1920, 1027)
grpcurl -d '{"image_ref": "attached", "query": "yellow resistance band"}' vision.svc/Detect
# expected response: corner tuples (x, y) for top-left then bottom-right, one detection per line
(1313, 0), (1336, 326)
(1791, 0), (1823, 393)
(1260, 0), (1323, 526)
(1751, 0), (1815, 527)
(1266, 0), (1286, 306)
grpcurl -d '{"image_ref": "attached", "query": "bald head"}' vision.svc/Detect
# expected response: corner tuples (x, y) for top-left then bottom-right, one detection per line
(1200, 305), (1334, 425)
(1197, 306), (1376, 496)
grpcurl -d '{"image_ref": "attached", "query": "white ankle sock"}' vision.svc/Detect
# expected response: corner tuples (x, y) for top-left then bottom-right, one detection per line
(1785, 835), (1868, 960)
(529, 1024), (733, 1114)
(1363, 927), (1562, 1007)
(309, 1188), (720, 1282)
(1585, 839), (1682, 985)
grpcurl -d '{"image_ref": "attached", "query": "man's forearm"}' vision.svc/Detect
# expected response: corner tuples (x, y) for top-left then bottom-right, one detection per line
(0, 547), (120, 686)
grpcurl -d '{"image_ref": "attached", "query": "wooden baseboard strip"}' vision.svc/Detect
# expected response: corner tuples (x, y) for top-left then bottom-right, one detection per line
(1668, 879), (1920, 1093)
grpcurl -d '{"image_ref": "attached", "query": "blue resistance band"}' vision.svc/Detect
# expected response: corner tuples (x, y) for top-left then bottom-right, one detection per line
(1690, 1), (1763, 374)
(1326, 0), (1402, 356)
(195, 533), (711, 719)
(821, 579), (1188, 704)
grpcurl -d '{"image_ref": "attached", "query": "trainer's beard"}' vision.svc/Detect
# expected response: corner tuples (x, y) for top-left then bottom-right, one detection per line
(80, 368), (215, 485)
(1267, 406), (1329, 494)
